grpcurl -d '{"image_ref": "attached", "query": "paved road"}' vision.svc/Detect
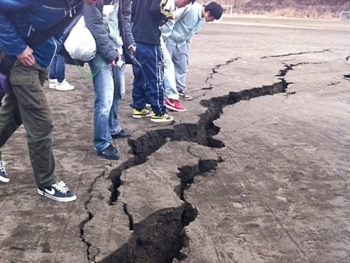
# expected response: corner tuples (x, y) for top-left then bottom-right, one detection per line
(0, 17), (349, 263)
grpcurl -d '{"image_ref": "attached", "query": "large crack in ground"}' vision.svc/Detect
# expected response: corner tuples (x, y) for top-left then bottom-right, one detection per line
(204, 57), (240, 89)
(79, 171), (107, 262)
(81, 60), (293, 263)
(260, 49), (329, 59)
(277, 61), (325, 78)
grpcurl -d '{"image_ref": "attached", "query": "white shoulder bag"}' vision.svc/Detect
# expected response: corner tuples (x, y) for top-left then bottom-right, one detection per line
(64, 16), (96, 61)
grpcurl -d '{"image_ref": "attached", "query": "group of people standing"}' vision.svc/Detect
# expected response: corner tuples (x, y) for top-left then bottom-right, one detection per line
(86, 0), (223, 160)
(0, 0), (223, 203)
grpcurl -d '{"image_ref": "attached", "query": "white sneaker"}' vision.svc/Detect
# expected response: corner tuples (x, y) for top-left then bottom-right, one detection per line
(49, 79), (57, 89)
(55, 80), (75, 91)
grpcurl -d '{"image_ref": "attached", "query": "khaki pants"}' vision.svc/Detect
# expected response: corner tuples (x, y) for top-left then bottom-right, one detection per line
(0, 59), (59, 188)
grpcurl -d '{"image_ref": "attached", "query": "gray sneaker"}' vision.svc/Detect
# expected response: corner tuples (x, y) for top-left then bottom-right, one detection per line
(0, 160), (9, 183)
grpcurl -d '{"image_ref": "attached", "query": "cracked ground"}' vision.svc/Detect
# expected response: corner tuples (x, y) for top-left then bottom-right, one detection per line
(0, 17), (349, 263)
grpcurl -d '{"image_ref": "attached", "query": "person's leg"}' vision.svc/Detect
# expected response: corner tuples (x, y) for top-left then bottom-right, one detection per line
(162, 39), (187, 112)
(161, 38), (179, 101)
(0, 92), (21, 183)
(109, 65), (124, 136)
(110, 64), (130, 138)
(141, 44), (166, 115)
(48, 55), (58, 88)
(88, 54), (114, 151)
(53, 55), (75, 91)
(49, 55), (57, 80)
(55, 55), (66, 83)
(0, 93), (22, 148)
(169, 43), (192, 100)
(0, 148), (10, 183)
(9, 62), (59, 188)
(173, 43), (190, 92)
(131, 42), (148, 111)
(139, 44), (174, 123)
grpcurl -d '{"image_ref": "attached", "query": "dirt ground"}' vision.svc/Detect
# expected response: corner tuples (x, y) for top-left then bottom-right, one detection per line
(0, 16), (349, 263)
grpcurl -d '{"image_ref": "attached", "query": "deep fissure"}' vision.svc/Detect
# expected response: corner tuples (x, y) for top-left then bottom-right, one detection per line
(277, 62), (325, 77)
(99, 81), (289, 263)
(83, 60), (293, 262)
(204, 57), (240, 86)
(261, 49), (329, 59)
(80, 172), (106, 263)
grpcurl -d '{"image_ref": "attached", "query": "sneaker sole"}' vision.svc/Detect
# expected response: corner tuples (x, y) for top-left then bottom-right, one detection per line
(165, 104), (187, 112)
(0, 177), (10, 183)
(55, 87), (75, 91)
(179, 95), (193, 101)
(37, 189), (77, 202)
(150, 118), (174, 123)
(133, 114), (152, 119)
(95, 151), (120, 160)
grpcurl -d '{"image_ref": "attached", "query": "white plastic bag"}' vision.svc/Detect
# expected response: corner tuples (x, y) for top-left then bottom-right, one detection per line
(64, 16), (96, 61)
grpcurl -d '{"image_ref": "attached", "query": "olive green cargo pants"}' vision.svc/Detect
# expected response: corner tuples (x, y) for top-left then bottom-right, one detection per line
(0, 59), (59, 188)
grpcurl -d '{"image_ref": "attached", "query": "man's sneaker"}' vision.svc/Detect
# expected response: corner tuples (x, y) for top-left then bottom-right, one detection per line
(49, 78), (57, 89)
(37, 180), (77, 202)
(150, 112), (174, 123)
(0, 160), (10, 183)
(178, 88), (193, 101)
(95, 144), (120, 160)
(133, 108), (152, 118)
(55, 79), (75, 91)
(164, 99), (187, 112)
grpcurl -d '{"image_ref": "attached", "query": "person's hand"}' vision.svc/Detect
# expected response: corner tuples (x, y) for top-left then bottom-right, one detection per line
(16, 46), (35, 66)
(128, 45), (136, 54)
(111, 55), (121, 67)
(84, 0), (98, 5)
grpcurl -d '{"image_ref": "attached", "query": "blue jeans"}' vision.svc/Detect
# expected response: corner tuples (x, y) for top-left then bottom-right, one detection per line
(49, 54), (65, 83)
(88, 53), (125, 151)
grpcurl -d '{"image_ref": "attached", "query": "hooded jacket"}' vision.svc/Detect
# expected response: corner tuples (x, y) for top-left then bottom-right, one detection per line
(0, 0), (84, 67)
(83, 0), (135, 64)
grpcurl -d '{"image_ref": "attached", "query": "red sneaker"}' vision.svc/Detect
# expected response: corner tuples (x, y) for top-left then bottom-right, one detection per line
(164, 99), (187, 112)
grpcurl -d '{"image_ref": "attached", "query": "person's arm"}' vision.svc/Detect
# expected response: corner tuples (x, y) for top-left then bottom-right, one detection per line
(160, 6), (188, 38)
(83, 2), (118, 63)
(120, 0), (135, 52)
(0, 1), (36, 66)
(149, 0), (173, 24)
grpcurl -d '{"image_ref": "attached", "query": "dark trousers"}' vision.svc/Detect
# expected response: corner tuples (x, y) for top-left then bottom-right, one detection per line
(130, 42), (166, 115)
(0, 60), (59, 188)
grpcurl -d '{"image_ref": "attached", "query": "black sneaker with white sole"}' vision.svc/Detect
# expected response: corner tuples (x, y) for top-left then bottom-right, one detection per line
(38, 180), (77, 202)
(0, 160), (10, 183)
(95, 144), (120, 160)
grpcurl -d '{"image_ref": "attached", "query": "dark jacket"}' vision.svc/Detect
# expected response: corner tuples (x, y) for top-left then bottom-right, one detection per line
(0, 0), (84, 67)
(131, 0), (173, 45)
(83, 0), (135, 64)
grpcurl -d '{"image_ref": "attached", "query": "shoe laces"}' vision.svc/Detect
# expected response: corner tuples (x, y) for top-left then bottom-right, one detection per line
(174, 100), (181, 106)
(0, 160), (6, 173)
(52, 181), (70, 194)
